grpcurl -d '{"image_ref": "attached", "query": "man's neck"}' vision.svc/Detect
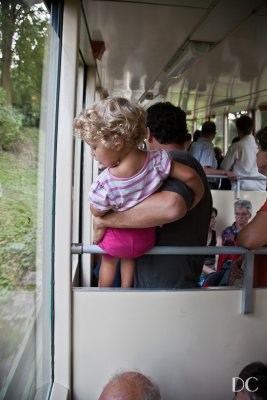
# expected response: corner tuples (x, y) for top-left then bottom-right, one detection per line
(201, 134), (213, 141)
(148, 135), (185, 152)
(158, 143), (184, 152)
(239, 132), (250, 139)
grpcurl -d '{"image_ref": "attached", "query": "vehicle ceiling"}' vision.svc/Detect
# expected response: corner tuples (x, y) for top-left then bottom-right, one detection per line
(81, 0), (267, 121)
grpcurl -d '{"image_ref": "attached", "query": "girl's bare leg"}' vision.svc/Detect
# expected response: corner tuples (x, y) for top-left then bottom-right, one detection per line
(99, 256), (119, 287)
(120, 258), (135, 288)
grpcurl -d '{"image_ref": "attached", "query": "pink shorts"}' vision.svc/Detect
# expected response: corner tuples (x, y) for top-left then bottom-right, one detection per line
(98, 227), (156, 259)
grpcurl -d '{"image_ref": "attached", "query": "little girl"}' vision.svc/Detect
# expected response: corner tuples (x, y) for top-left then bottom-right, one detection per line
(74, 97), (204, 288)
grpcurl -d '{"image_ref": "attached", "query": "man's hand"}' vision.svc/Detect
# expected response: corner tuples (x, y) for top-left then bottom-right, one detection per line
(93, 216), (106, 243)
(225, 170), (237, 181)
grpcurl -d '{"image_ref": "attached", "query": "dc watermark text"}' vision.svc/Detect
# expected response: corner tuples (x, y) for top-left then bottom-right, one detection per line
(232, 377), (258, 393)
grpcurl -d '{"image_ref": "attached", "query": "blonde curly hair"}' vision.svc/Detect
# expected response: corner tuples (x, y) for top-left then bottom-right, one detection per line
(74, 97), (147, 149)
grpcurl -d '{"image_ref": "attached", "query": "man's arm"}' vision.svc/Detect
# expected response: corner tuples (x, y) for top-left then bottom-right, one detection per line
(220, 145), (235, 171)
(220, 144), (239, 181)
(237, 211), (267, 249)
(203, 166), (237, 181)
(169, 161), (204, 209)
(93, 190), (188, 243)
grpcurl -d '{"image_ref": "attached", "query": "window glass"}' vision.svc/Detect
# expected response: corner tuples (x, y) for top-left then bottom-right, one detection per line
(214, 115), (224, 150)
(0, 2), (59, 397)
(72, 62), (86, 279)
(261, 111), (267, 128)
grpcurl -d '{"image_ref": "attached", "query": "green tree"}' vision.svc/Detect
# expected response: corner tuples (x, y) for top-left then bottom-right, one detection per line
(0, 0), (16, 104)
(0, 87), (22, 150)
(0, 1), (49, 115)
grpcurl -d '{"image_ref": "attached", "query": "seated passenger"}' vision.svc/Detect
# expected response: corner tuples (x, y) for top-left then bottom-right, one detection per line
(204, 200), (252, 287)
(217, 199), (252, 272)
(200, 207), (222, 285)
(93, 102), (212, 289)
(235, 127), (267, 287)
(74, 97), (204, 288)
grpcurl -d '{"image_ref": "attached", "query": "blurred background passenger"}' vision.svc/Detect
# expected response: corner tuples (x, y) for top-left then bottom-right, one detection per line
(189, 121), (234, 189)
(221, 115), (266, 191)
(214, 146), (231, 190)
(184, 133), (192, 151)
(214, 146), (223, 167)
(193, 129), (201, 142)
(199, 207), (222, 285)
(232, 136), (240, 144)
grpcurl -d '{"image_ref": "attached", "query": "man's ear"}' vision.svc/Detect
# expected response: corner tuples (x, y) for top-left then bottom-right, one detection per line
(113, 134), (124, 151)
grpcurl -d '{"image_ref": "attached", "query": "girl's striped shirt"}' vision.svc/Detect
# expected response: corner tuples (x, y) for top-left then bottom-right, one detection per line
(89, 149), (171, 212)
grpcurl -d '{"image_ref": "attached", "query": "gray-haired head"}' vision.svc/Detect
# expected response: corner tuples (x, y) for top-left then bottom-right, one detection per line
(99, 371), (161, 400)
(234, 199), (252, 216)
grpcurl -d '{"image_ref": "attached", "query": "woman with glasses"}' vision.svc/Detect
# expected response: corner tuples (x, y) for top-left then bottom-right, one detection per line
(221, 200), (252, 247)
(203, 200), (252, 286)
(215, 200), (252, 276)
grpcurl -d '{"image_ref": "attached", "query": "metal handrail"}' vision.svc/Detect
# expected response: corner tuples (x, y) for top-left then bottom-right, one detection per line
(206, 175), (267, 182)
(206, 174), (267, 198)
(71, 243), (267, 315)
(71, 244), (267, 255)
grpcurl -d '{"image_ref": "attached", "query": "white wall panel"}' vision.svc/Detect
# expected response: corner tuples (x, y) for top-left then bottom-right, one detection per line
(73, 289), (267, 399)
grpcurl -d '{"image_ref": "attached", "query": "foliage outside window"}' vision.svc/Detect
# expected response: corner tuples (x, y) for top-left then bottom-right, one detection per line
(0, 1), (53, 397)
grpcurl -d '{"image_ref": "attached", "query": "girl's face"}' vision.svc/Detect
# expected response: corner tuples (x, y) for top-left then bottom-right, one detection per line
(256, 145), (267, 176)
(89, 140), (120, 168)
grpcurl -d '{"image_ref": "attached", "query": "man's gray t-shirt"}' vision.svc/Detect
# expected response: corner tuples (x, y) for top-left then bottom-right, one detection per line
(134, 150), (212, 289)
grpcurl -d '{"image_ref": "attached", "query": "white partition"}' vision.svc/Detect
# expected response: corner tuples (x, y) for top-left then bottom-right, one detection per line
(211, 190), (266, 235)
(72, 288), (267, 400)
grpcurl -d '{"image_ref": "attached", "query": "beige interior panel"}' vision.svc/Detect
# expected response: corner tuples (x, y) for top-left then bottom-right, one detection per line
(73, 289), (267, 399)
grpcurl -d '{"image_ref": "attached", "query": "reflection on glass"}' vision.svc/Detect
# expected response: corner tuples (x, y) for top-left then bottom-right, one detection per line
(0, 2), (57, 398)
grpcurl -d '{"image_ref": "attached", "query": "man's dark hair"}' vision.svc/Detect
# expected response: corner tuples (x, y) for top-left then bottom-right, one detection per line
(235, 115), (253, 135)
(236, 361), (267, 399)
(256, 126), (267, 151)
(146, 102), (187, 145)
(201, 121), (216, 135)
(186, 133), (192, 141)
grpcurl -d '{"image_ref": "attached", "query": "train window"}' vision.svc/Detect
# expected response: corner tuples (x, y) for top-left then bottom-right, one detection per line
(72, 61), (86, 280)
(0, 1), (61, 397)
(214, 115), (224, 150)
(261, 111), (267, 127)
